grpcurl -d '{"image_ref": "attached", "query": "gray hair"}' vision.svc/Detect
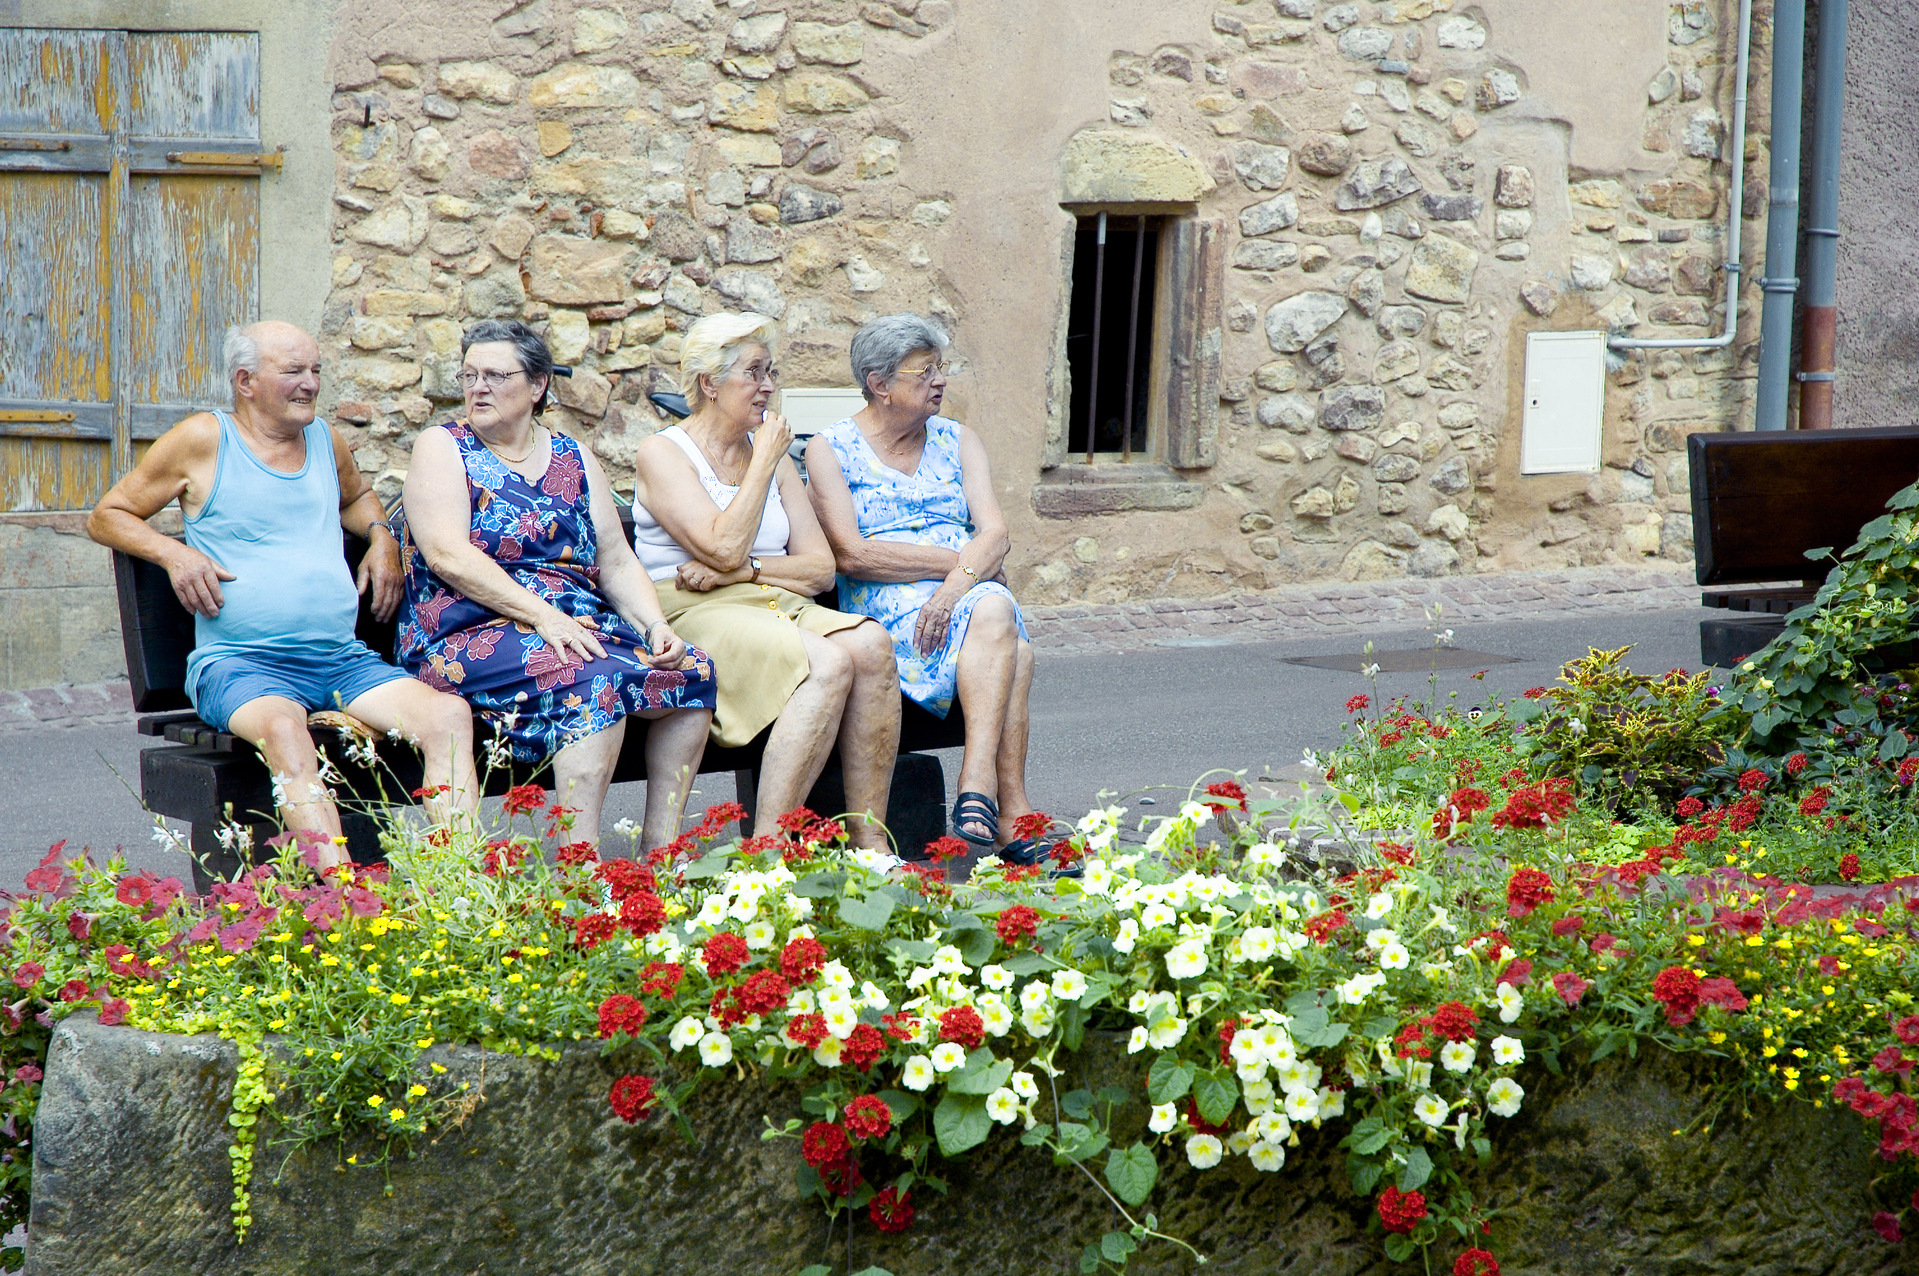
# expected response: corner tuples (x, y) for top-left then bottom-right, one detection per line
(849, 313), (950, 401)
(462, 319), (556, 413)
(223, 325), (260, 389)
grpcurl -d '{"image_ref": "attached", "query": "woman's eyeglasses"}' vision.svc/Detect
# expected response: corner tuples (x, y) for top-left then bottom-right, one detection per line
(458, 368), (528, 390)
(898, 360), (947, 384)
(735, 364), (780, 386)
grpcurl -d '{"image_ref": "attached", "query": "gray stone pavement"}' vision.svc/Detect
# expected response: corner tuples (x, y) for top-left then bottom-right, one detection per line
(0, 565), (1713, 889)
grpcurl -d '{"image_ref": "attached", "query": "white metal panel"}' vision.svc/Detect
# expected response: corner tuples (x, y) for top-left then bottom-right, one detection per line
(776, 387), (866, 437)
(1520, 330), (1607, 475)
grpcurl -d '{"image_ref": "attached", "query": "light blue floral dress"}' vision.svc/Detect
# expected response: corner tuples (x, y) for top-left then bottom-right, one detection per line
(815, 414), (1028, 718)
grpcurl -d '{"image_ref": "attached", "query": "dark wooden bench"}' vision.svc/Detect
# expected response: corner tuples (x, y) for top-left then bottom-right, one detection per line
(1689, 425), (1919, 667)
(117, 510), (964, 889)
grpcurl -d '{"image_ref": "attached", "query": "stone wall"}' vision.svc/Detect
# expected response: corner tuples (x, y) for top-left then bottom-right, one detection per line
(314, 0), (1765, 610)
(26, 1013), (1910, 1275)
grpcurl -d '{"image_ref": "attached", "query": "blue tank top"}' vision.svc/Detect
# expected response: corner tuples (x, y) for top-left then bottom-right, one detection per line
(183, 410), (362, 700)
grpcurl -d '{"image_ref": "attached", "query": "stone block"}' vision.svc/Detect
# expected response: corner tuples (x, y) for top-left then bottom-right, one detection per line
(343, 356), (422, 392)
(1637, 178), (1717, 219)
(573, 8), (627, 54)
(1419, 192), (1480, 222)
(778, 183), (843, 225)
(1256, 393), (1315, 432)
(526, 235), (638, 306)
(554, 364), (612, 417)
(1319, 384), (1384, 431)
(1234, 240), (1299, 271)
(785, 72), (870, 113)
(546, 310), (591, 364)
(529, 63), (640, 109)
(1435, 15), (1486, 47)
(1477, 67), (1520, 109)
(467, 130), (527, 181)
(1255, 361), (1299, 393)
(1231, 142), (1291, 191)
(711, 82), (780, 132)
(1060, 130), (1214, 204)
(1239, 192), (1300, 237)
(726, 215), (782, 264)
(714, 267), (787, 317)
(362, 289), (449, 317)
(1032, 471), (1203, 517)
(1334, 157), (1420, 211)
(794, 21), (864, 64)
(1295, 133), (1353, 176)
(1403, 234), (1477, 303)
(729, 12), (787, 52)
(715, 133), (784, 168)
(1429, 454), (1471, 493)
(1264, 291), (1348, 353)
(437, 60), (517, 104)
(1342, 540), (1406, 580)
(1374, 341), (1419, 381)
(349, 195), (428, 252)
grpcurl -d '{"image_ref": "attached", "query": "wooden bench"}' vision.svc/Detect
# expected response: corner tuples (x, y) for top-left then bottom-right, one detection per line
(117, 510), (964, 889)
(1689, 425), (1919, 667)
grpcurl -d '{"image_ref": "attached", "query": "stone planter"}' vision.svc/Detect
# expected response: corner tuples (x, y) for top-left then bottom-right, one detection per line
(25, 1014), (1907, 1275)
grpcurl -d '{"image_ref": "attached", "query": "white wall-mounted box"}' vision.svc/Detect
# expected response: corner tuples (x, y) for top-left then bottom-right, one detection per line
(1519, 330), (1608, 475)
(776, 387), (867, 437)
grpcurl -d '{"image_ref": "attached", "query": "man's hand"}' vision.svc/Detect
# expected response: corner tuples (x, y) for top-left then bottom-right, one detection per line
(165, 544), (236, 618)
(357, 528), (404, 622)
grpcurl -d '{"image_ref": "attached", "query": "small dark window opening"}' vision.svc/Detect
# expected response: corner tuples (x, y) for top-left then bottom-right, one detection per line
(1066, 212), (1160, 461)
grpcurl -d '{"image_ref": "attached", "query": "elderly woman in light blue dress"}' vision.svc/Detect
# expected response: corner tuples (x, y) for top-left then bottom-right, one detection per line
(807, 313), (1052, 866)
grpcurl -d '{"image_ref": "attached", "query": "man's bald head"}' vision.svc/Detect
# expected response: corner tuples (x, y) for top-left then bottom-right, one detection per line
(225, 321), (322, 430)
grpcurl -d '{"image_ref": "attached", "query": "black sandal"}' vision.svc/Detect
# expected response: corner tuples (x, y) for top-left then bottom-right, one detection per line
(951, 791), (999, 848)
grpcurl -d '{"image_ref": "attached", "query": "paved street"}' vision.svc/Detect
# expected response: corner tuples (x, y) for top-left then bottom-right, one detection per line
(0, 567), (1715, 889)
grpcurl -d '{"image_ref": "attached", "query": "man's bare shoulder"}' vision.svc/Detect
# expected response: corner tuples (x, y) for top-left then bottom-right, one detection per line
(150, 411), (223, 459)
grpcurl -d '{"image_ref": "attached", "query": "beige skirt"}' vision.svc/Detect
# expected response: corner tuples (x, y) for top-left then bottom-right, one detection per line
(653, 579), (870, 747)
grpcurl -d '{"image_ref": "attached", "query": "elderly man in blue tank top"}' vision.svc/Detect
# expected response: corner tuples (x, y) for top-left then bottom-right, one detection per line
(88, 321), (480, 864)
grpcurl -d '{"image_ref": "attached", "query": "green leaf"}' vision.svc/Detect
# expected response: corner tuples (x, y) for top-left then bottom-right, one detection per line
(1384, 1234), (1415, 1263)
(1080, 1245), (1102, 1274)
(887, 938), (936, 963)
(1284, 990), (1326, 1018)
(850, 1268), (896, 1276)
(947, 1049), (1014, 1096)
(1360, 1014), (1399, 1040)
(1147, 1055), (1195, 1104)
(1192, 1069), (1239, 1126)
(1054, 1121), (1109, 1165)
(1290, 1004), (1349, 1049)
(956, 926), (997, 967)
(933, 1093), (992, 1156)
(796, 1267), (834, 1276)
(1508, 698), (1544, 723)
(679, 849), (733, 879)
(1398, 1146), (1433, 1191)
(1095, 1085), (1131, 1109)
(838, 891), (896, 930)
(1352, 1123), (1392, 1156)
(1101, 1228), (1140, 1262)
(1882, 730), (1910, 762)
(1061, 1088), (1095, 1119)
(791, 872), (848, 898)
(1002, 953), (1050, 975)
(1104, 1143), (1159, 1207)
(1349, 1157), (1384, 1195)
(1472, 1137), (1491, 1161)
(1060, 1000), (1088, 1053)
(878, 1089), (920, 1123)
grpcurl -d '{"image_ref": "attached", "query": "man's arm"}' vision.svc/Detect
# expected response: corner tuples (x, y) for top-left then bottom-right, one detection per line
(87, 414), (233, 618)
(332, 428), (401, 622)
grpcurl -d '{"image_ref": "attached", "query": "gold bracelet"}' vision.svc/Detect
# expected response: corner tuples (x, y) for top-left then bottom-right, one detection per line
(958, 565), (978, 584)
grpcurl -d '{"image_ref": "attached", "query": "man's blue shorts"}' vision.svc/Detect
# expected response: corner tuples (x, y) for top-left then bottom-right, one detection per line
(190, 641), (412, 734)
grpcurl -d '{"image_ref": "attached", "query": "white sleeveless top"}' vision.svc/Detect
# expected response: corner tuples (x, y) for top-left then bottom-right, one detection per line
(632, 425), (792, 581)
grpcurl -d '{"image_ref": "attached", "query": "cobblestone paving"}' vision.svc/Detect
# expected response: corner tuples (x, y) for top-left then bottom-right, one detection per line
(2, 566), (1697, 732)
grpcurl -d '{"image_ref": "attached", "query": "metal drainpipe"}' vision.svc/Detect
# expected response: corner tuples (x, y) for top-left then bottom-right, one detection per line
(1796, 0), (1847, 430)
(1753, 0), (1809, 430)
(1608, 0), (1753, 357)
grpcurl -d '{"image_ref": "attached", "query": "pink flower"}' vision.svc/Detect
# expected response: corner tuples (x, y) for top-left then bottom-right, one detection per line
(1550, 972), (1591, 1007)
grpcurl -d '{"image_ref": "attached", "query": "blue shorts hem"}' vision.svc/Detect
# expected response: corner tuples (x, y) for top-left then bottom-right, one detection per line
(189, 643), (410, 734)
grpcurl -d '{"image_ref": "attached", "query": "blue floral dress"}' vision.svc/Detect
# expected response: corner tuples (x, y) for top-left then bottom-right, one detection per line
(814, 414), (1027, 718)
(393, 422), (717, 763)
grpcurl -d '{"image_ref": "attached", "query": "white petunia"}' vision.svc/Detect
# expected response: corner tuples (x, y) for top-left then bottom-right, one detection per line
(858, 981), (890, 1011)
(1127, 990), (1153, 1014)
(1185, 1133), (1223, 1169)
(1338, 971), (1387, 1005)
(1226, 1128), (1256, 1155)
(986, 1087), (1021, 1124)
(980, 999), (1015, 1037)
(1128, 1026), (1150, 1054)
(1235, 926), (1278, 963)
(1253, 1024), (1295, 1064)
(1148, 1102), (1179, 1133)
(1440, 1041), (1476, 1073)
(1011, 1070), (1039, 1100)
(932, 945), (968, 975)
(669, 1016), (706, 1051)
(930, 1042), (968, 1072)
(818, 986), (854, 1014)
(1082, 859), (1113, 894)
(698, 1032), (734, 1067)
(1495, 981), (1525, 1024)
(1141, 903), (1177, 930)
(1251, 1112), (1292, 1144)
(1178, 800), (1215, 826)
(1406, 1060), (1433, 1090)
(813, 1035), (845, 1068)
(1146, 1011), (1188, 1050)
(695, 897), (730, 929)
(821, 960), (854, 989)
(1487, 1076), (1525, 1118)
(1285, 1087), (1323, 1121)
(1245, 842), (1287, 870)
(900, 1054), (936, 1091)
(1377, 942), (1410, 970)
(1275, 1059), (1322, 1096)
(1112, 919), (1140, 954)
(1316, 1086), (1346, 1119)
(1248, 1139), (1286, 1172)
(1364, 928), (1400, 953)
(1021, 1004), (1057, 1037)
(1235, 1055), (1269, 1086)
(980, 964), (1015, 991)
(823, 1004), (859, 1040)
(1051, 969), (1090, 1003)
(1420, 961), (1454, 981)
(1413, 1094), (1449, 1127)
(743, 920), (776, 950)
(1490, 1034), (1525, 1065)
(1166, 939), (1209, 980)
(1019, 981), (1052, 1013)
(1365, 891), (1395, 921)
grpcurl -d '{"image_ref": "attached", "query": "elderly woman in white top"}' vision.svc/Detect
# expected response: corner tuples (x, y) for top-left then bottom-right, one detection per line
(806, 314), (1051, 866)
(631, 312), (901, 854)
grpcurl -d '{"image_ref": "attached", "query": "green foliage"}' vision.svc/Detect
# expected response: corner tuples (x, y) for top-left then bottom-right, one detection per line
(1530, 647), (1731, 807)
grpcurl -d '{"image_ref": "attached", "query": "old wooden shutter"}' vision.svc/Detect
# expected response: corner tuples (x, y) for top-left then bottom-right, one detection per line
(0, 29), (269, 512)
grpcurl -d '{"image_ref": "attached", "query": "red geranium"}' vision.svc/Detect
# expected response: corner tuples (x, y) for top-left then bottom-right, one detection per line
(1505, 867), (1555, 917)
(1303, 909), (1351, 944)
(1427, 1001), (1480, 1043)
(1801, 787), (1832, 818)
(597, 994), (649, 1039)
(1377, 1185), (1428, 1234)
(703, 931), (751, 978)
(995, 905), (1040, 947)
(640, 961), (685, 998)
(881, 1011), (921, 1042)
(1839, 852), (1860, 882)
(595, 858), (655, 901)
(609, 1074), (657, 1123)
(785, 1013), (828, 1050)
(1203, 782), (1248, 814)
(502, 783), (547, 816)
(939, 1005), (985, 1049)
(1012, 811), (1057, 840)
(1454, 1248), (1500, 1276)
(555, 841), (598, 868)
(1651, 966), (1702, 1026)
(1490, 778), (1575, 830)
(735, 969), (792, 1018)
(618, 890), (666, 936)
(1874, 1211), (1902, 1244)
(869, 1185), (915, 1233)
(801, 1121), (850, 1169)
(573, 913), (617, 951)
(1674, 796), (1705, 818)
(1346, 694), (1370, 714)
(780, 936), (827, 984)
(924, 835), (970, 862)
(1736, 768), (1769, 792)
(844, 1094), (893, 1141)
(1432, 787), (1491, 835)
(841, 1022), (884, 1071)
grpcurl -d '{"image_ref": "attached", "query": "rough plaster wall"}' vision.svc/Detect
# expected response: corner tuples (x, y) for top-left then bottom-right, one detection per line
(1831, 0), (1919, 431)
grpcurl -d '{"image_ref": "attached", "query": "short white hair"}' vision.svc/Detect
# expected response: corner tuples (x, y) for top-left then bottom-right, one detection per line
(223, 325), (261, 390)
(679, 311), (779, 399)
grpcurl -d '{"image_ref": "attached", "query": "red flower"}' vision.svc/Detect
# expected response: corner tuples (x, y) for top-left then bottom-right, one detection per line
(785, 1013), (828, 1049)
(1590, 932), (1619, 956)
(502, 783), (548, 816)
(555, 841), (598, 868)
(1498, 958), (1533, 987)
(1346, 694), (1370, 714)
(595, 858), (656, 901)
(597, 994), (649, 1039)
(1378, 841), (1417, 867)
(1012, 810), (1057, 840)
(1433, 787), (1491, 835)
(1551, 972), (1591, 1006)
(777, 806), (822, 834)
(923, 835), (970, 862)
(1901, 757), (1919, 787)
(801, 1121), (850, 1169)
(24, 842), (68, 895)
(1505, 867), (1555, 917)
(58, 979), (88, 1003)
(692, 801), (749, 840)
(1872, 1046), (1914, 1077)
(1521, 686), (1549, 700)
(939, 1005), (985, 1049)
(1801, 787), (1833, 818)
(1454, 1249), (1500, 1276)
(881, 1011), (921, 1042)
(1895, 1015), (1919, 1047)
(703, 932), (751, 978)
(1697, 976), (1748, 1013)
(1785, 751), (1810, 775)
(995, 905), (1040, 947)
(640, 961), (684, 998)
(869, 1185), (915, 1234)
(1726, 793), (1763, 833)
(98, 997), (129, 1026)
(1550, 916), (1585, 939)
(780, 936), (827, 984)
(1202, 782), (1249, 815)
(609, 1074), (657, 1123)
(11, 1065), (40, 1085)
(1303, 909), (1351, 944)
(618, 890), (666, 936)
(1874, 1211), (1902, 1244)
(735, 969), (792, 1018)
(574, 914), (617, 951)
(1491, 779), (1575, 830)
(818, 1158), (864, 1198)
(1839, 852), (1860, 882)
(1377, 1185), (1429, 1234)
(844, 1094), (893, 1141)
(1674, 796), (1705, 819)
(1651, 966), (1702, 1026)
(1427, 1001), (1480, 1043)
(841, 1022), (884, 1071)
(1736, 768), (1769, 793)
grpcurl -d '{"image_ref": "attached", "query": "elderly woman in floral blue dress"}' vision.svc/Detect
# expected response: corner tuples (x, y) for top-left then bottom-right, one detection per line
(395, 320), (717, 850)
(806, 313), (1053, 865)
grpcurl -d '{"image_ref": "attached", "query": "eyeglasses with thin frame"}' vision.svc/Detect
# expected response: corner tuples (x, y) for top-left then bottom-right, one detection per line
(458, 368), (528, 391)
(897, 360), (948, 385)
(734, 362), (780, 387)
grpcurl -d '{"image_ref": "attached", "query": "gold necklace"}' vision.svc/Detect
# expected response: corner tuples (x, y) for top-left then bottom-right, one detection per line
(686, 423), (749, 486)
(479, 424), (542, 464)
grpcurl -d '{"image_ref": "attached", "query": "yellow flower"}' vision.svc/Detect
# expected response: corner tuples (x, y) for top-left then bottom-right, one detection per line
(1784, 1079), (1799, 1091)
(390, 993), (411, 1006)
(332, 1052), (344, 1061)
(506, 974), (523, 985)
(1686, 935), (1706, 949)
(408, 1084), (427, 1098)
(430, 1063), (447, 1074)
(1708, 1031), (1726, 1044)
(1745, 936), (1764, 948)
(268, 1019), (286, 1030)
(416, 1036), (435, 1049)
(410, 967), (426, 978)
(1822, 985), (1836, 997)
(388, 1107), (405, 1121)
(367, 1095), (386, 1108)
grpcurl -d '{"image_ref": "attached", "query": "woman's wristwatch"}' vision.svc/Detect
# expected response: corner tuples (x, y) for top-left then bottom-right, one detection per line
(750, 557), (763, 582)
(956, 564), (978, 585)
